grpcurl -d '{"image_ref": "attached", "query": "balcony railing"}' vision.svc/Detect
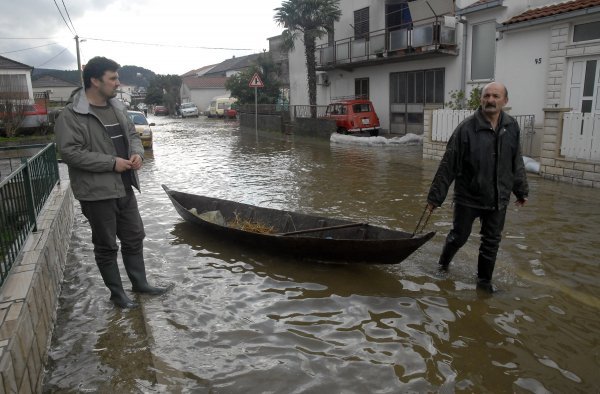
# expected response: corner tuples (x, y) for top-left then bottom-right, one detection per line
(317, 16), (457, 70)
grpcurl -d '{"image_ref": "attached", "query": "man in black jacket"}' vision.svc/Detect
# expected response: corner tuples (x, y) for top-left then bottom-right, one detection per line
(427, 82), (529, 293)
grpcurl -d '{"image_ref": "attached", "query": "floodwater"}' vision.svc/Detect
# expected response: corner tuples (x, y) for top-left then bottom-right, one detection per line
(43, 116), (600, 393)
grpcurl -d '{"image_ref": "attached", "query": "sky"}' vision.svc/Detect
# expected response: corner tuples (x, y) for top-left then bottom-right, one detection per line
(0, 0), (285, 75)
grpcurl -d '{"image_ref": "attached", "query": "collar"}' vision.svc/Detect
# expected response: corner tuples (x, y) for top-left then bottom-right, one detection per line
(69, 87), (126, 115)
(475, 107), (509, 131)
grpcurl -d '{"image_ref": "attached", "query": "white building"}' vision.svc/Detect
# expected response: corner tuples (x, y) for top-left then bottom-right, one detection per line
(288, 0), (600, 138)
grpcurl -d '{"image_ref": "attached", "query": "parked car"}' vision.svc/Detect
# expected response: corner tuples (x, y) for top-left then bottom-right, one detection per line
(223, 102), (238, 119)
(154, 105), (169, 116)
(0, 102), (48, 133)
(127, 110), (154, 149)
(323, 98), (380, 136)
(180, 102), (199, 118)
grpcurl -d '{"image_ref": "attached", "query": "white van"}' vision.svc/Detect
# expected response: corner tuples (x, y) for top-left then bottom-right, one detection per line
(208, 97), (237, 118)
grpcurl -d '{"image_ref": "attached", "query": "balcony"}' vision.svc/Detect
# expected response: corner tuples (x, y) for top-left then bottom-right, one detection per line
(316, 17), (458, 71)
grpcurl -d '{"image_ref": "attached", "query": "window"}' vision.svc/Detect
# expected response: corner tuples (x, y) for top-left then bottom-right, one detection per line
(573, 21), (600, 42)
(355, 78), (369, 99)
(471, 21), (496, 80)
(354, 7), (369, 39)
(0, 74), (29, 99)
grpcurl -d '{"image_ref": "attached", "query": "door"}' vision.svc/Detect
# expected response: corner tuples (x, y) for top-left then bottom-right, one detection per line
(567, 57), (600, 113)
(389, 68), (444, 134)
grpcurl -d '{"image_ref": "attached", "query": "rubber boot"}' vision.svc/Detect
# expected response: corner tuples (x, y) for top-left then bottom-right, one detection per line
(97, 263), (139, 308)
(476, 255), (497, 293)
(438, 243), (459, 271)
(122, 254), (168, 295)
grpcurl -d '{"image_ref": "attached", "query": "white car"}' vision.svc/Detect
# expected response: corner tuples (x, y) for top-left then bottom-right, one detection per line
(180, 102), (199, 118)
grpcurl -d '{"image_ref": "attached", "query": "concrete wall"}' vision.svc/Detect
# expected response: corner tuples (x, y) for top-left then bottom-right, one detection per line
(0, 181), (74, 393)
(239, 113), (335, 139)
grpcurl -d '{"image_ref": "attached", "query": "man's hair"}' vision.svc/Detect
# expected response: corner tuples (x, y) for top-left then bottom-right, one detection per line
(83, 56), (120, 89)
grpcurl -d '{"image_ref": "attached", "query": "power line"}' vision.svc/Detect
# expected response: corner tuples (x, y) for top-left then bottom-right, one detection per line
(36, 47), (69, 67)
(0, 42), (61, 55)
(61, 0), (78, 36)
(52, 0), (75, 36)
(82, 37), (253, 51)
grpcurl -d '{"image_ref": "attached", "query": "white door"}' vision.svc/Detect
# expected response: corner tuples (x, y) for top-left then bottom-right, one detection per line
(567, 57), (600, 113)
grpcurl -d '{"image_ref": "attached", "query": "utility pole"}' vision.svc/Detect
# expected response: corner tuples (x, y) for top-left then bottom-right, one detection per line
(75, 35), (83, 87)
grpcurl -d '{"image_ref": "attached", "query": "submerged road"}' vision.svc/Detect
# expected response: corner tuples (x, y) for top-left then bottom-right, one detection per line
(44, 115), (600, 392)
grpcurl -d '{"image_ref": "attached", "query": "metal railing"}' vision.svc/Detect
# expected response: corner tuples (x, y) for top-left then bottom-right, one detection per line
(316, 16), (457, 68)
(0, 143), (59, 287)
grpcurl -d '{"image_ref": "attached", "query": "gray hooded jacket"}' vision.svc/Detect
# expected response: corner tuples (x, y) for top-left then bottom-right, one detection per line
(55, 87), (143, 201)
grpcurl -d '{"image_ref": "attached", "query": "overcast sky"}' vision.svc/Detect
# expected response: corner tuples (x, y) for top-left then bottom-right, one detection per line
(0, 0), (285, 75)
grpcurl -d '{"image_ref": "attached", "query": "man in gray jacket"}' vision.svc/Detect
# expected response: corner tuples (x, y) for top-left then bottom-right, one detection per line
(427, 82), (529, 293)
(56, 56), (166, 308)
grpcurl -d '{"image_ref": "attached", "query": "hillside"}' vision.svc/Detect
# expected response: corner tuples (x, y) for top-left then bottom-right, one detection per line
(32, 65), (157, 87)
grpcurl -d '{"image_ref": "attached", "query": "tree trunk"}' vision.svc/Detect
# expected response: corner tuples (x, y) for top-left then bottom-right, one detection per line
(304, 37), (318, 118)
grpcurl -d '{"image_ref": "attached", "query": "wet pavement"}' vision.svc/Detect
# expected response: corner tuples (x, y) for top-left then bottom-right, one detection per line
(43, 115), (600, 393)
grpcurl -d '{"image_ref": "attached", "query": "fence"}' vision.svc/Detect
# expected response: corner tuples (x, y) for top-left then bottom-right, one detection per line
(430, 109), (536, 155)
(561, 112), (600, 161)
(0, 143), (60, 287)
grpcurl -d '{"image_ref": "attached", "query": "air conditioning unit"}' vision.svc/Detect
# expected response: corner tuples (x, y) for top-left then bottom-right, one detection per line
(318, 73), (330, 86)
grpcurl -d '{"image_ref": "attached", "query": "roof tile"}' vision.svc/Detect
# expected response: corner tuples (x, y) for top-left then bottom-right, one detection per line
(504, 0), (600, 25)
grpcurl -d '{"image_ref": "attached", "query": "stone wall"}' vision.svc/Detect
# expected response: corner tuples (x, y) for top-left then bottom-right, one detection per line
(422, 106), (447, 161)
(0, 181), (74, 393)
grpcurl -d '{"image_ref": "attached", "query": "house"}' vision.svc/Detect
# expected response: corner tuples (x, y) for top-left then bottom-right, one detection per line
(32, 75), (79, 104)
(287, 0), (600, 138)
(283, 0), (600, 186)
(0, 55), (34, 102)
(180, 53), (262, 113)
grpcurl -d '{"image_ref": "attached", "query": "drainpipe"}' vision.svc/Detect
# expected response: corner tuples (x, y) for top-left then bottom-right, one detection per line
(459, 17), (468, 93)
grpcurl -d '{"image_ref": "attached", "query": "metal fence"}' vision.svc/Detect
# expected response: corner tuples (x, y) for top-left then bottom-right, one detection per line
(0, 143), (59, 287)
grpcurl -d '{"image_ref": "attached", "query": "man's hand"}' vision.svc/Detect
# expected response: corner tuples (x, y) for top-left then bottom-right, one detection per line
(426, 202), (437, 213)
(130, 154), (143, 170)
(515, 198), (528, 207)
(114, 157), (133, 173)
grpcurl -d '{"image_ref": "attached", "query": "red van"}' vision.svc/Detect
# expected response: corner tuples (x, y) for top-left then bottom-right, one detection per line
(323, 98), (380, 136)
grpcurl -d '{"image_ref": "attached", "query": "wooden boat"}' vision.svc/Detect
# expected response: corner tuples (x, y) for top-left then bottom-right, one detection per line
(162, 185), (435, 264)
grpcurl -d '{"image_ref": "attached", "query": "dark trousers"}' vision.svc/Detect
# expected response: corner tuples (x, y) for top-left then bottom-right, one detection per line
(439, 203), (507, 282)
(80, 189), (146, 268)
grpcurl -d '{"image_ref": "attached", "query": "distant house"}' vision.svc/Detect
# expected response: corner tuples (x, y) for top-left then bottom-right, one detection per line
(0, 55), (34, 101)
(180, 53), (262, 112)
(32, 75), (79, 103)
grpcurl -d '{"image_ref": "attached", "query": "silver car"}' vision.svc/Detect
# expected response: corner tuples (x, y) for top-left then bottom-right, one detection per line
(180, 102), (199, 118)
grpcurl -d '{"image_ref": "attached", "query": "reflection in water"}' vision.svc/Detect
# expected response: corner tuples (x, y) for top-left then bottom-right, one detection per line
(44, 116), (600, 392)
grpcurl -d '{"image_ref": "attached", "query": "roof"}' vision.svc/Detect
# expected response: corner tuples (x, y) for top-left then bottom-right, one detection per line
(0, 55), (33, 70)
(504, 0), (600, 25)
(181, 64), (216, 78)
(182, 76), (228, 89)
(457, 0), (504, 15)
(204, 53), (261, 77)
(32, 75), (79, 88)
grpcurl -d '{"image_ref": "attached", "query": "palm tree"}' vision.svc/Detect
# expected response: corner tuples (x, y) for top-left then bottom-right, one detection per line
(274, 0), (341, 117)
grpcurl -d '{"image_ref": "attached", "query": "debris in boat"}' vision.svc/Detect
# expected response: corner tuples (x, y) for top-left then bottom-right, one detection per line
(228, 212), (275, 234)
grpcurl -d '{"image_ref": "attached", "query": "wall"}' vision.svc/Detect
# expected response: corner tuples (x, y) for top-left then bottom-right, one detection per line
(539, 108), (600, 188)
(496, 26), (550, 125)
(0, 181), (74, 393)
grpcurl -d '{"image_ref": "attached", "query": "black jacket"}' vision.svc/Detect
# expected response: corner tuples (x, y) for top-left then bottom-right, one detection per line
(427, 108), (529, 210)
